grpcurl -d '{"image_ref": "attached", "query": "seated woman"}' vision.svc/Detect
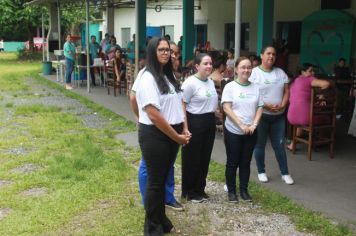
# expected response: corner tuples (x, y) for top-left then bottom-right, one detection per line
(209, 55), (227, 87)
(287, 63), (330, 150)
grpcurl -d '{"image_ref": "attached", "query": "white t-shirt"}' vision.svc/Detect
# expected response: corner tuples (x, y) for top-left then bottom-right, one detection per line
(182, 75), (218, 114)
(131, 68), (145, 93)
(248, 66), (289, 115)
(226, 59), (235, 68)
(222, 81), (264, 135)
(135, 69), (185, 125)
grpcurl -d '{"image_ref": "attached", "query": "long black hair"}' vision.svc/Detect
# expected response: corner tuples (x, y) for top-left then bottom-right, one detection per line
(145, 37), (180, 94)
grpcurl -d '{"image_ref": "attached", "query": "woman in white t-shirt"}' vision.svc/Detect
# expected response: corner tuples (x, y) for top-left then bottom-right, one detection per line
(248, 45), (294, 185)
(222, 57), (263, 202)
(133, 37), (190, 235)
(181, 53), (218, 203)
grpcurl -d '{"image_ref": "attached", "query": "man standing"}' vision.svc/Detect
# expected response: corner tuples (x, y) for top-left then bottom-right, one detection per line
(127, 34), (135, 64)
(100, 33), (110, 57)
(89, 35), (100, 86)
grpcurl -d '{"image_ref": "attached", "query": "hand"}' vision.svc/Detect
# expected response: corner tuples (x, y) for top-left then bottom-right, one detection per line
(240, 124), (250, 135)
(248, 125), (257, 135)
(182, 128), (192, 137)
(175, 134), (191, 145)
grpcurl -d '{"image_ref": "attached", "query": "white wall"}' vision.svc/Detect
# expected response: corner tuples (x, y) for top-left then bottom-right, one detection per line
(111, 0), (356, 59)
(114, 8), (136, 47)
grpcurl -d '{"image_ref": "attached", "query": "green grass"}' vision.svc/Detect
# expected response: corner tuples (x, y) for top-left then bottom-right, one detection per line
(208, 160), (354, 236)
(0, 53), (142, 235)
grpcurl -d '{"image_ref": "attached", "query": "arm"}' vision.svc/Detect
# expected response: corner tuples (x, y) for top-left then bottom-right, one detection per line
(182, 102), (191, 136)
(280, 83), (290, 109)
(129, 91), (139, 121)
(114, 60), (121, 81)
(248, 107), (263, 134)
(270, 83), (289, 112)
(145, 105), (190, 145)
(311, 78), (330, 89)
(223, 102), (250, 134)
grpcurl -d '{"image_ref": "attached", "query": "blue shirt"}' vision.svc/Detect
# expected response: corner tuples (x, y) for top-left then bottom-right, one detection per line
(89, 42), (100, 60)
(63, 41), (76, 61)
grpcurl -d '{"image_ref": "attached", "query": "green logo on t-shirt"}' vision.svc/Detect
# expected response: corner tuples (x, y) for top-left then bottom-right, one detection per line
(239, 92), (246, 99)
(206, 90), (212, 97)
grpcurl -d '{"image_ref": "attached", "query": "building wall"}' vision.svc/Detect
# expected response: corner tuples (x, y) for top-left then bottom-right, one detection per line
(112, 0), (356, 61)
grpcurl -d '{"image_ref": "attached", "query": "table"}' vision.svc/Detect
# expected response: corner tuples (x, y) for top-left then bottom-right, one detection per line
(75, 64), (106, 88)
(51, 60), (65, 83)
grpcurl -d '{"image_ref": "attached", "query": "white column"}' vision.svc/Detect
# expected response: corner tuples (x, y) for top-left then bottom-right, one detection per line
(234, 0), (241, 58)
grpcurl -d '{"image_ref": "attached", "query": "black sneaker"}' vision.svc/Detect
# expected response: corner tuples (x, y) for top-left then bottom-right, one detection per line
(201, 192), (210, 201)
(228, 193), (238, 203)
(165, 201), (184, 211)
(189, 196), (205, 203)
(240, 191), (252, 202)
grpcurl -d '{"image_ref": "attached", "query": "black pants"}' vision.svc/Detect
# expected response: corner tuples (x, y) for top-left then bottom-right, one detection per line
(139, 123), (182, 236)
(182, 112), (216, 198)
(224, 126), (257, 193)
(90, 67), (96, 86)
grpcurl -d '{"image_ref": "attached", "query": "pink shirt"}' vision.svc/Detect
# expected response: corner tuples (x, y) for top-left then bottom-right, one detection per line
(287, 75), (313, 125)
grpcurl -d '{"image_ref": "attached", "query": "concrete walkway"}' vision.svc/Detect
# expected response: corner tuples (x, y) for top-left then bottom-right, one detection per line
(46, 75), (356, 230)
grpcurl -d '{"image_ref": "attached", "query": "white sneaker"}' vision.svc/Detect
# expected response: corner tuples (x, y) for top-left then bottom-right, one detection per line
(223, 184), (228, 192)
(257, 173), (268, 183)
(281, 175), (294, 185)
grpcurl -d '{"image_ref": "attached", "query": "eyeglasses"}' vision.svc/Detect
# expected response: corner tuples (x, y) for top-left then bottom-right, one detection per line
(157, 48), (172, 54)
(238, 66), (252, 70)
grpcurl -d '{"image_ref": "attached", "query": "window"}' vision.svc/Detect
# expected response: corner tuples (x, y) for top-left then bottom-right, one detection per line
(276, 21), (301, 53)
(321, 0), (351, 9)
(224, 23), (249, 50)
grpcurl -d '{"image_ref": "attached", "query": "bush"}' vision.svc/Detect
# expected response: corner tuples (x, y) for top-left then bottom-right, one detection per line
(17, 47), (42, 61)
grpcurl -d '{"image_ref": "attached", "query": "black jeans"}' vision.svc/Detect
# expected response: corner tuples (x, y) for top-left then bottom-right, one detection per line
(182, 112), (215, 198)
(224, 126), (257, 193)
(139, 123), (182, 236)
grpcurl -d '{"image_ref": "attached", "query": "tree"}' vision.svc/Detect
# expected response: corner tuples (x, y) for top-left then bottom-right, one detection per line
(0, 0), (44, 41)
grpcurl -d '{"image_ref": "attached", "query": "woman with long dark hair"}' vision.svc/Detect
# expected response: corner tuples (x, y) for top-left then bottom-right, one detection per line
(133, 37), (190, 235)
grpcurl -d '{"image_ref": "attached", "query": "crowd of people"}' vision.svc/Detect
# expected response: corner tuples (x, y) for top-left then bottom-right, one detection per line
(129, 37), (335, 235)
(60, 32), (356, 235)
(63, 33), (127, 90)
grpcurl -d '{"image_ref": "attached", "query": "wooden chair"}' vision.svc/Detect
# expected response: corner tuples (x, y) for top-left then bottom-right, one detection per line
(106, 61), (118, 96)
(106, 60), (127, 96)
(125, 62), (135, 97)
(214, 78), (232, 134)
(291, 87), (337, 160)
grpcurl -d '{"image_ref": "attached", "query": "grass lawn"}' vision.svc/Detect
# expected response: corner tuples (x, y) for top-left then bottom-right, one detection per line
(0, 53), (143, 235)
(0, 52), (353, 235)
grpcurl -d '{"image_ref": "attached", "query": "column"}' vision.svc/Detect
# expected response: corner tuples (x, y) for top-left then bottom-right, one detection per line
(183, 0), (194, 65)
(257, 0), (274, 54)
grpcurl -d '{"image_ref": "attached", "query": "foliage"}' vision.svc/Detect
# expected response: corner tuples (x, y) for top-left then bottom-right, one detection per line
(17, 47), (43, 61)
(0, 0), (45, 41)
(0, 0), (102, 41)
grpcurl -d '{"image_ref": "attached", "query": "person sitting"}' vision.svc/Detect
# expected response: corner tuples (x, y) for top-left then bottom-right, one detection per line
(287, 63), (330, 150)
(209, 55), (227, 87)
(105, 36), (121, 60)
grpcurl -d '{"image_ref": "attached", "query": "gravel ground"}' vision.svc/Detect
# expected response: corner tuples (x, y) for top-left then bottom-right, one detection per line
(168, 167), (312, 236)
(0, 77), (313, 235)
